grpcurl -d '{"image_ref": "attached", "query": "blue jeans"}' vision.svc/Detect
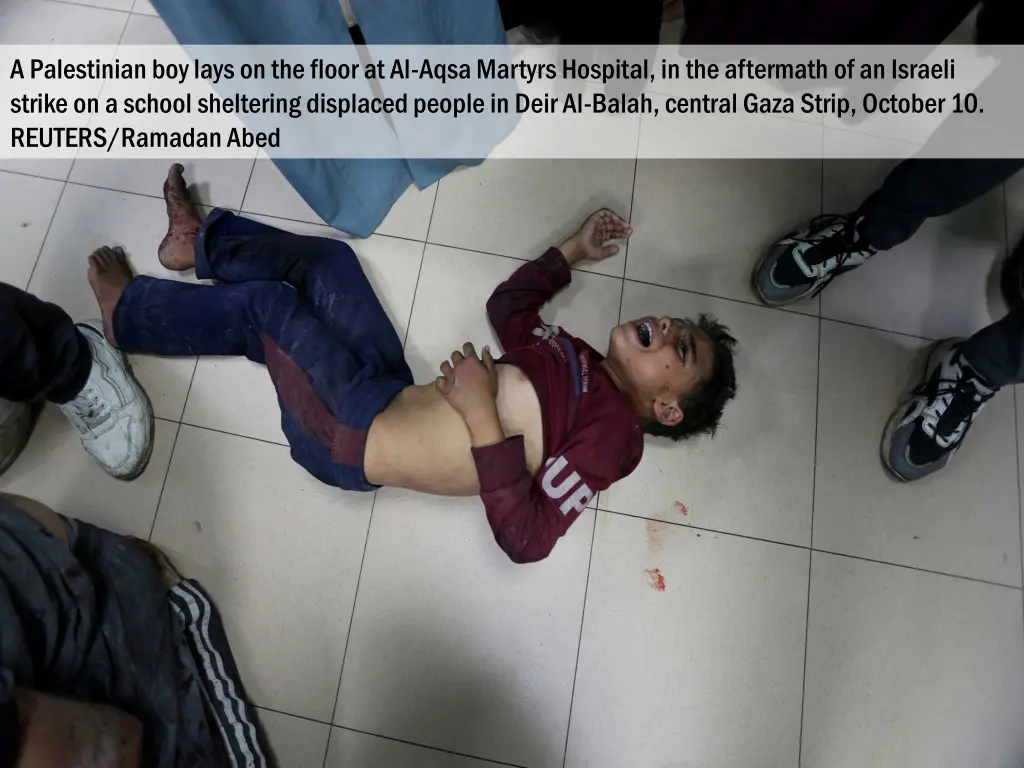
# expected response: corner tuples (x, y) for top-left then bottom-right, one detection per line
(113, 210), (412, 490)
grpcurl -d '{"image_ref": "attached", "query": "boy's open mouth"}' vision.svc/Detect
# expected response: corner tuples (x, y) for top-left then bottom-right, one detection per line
(636, 320), (653, 348)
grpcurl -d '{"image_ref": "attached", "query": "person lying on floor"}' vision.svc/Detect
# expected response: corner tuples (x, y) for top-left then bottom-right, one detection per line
(0, 493), (271, 768)
(85, 164), (738, 564)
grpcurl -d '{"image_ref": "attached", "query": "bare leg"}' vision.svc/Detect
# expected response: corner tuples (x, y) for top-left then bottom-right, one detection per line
(157, 163), (202, 272)
(87, 246), (133, 348)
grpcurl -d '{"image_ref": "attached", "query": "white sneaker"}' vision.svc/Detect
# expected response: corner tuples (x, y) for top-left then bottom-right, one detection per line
(59, 322), (154, 480)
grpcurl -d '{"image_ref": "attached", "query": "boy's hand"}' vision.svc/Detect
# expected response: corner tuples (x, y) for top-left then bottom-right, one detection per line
(435, 343), (505, 447)
(559, 208), (633, 266)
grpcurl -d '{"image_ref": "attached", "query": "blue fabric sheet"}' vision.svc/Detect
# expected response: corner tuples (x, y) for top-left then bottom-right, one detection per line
(149, 0), (512, 238)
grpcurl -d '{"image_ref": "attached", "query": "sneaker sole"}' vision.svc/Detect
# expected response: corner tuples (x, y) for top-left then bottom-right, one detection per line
(879, 338), (961, 483)
(77, 322), (155, 482)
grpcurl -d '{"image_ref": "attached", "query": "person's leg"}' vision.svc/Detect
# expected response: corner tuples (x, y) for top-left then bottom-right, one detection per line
(0, 283), (91, 404)
(754, 158), (1024, 306)
(166, 579), (271, 768)
(157, 163), (410, 381)
(0, 278), (153, 480)
(857, 159), (1024, 251)
(1000, 225), (1024, 310)
(128, 540), (273, 768)
(197, 212), (413, 382)
(879, 313), (1024, 481)
(957, 309), (1024, 389)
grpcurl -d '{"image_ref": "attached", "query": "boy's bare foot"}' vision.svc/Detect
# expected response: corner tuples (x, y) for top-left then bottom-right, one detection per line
(157, 163), (202, 272)
(87, 246), (133, 348)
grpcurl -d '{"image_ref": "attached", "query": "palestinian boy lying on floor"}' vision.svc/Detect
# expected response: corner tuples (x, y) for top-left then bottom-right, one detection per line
(86, 164), (738, 564)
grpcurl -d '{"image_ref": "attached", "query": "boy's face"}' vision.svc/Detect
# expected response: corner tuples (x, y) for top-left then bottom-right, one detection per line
(607, 316), (714, 426)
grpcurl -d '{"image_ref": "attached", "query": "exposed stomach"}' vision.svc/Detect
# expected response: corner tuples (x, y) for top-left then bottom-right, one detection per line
(363, 364), (545, 495)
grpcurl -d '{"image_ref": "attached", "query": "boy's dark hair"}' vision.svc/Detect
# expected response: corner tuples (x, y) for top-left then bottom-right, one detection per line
(644, 313), (738, 442)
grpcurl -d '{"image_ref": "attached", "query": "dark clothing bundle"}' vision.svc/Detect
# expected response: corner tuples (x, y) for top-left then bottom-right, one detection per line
(681, 0), (979, 45)
(499, 0), (982, 46)
(0, 501), (270, 767)
(498, 0), (661, 44)
(0, 286), (90, 405)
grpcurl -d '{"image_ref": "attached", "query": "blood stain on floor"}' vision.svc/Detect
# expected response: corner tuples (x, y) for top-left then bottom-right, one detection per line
(673, 501), (688, 516)
(644, 567), (666, 592)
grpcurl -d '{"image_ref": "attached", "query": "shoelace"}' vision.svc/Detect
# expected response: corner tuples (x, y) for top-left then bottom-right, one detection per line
(915, 375), (993, 443)
(69, 388), (110, 426)
(798, 214), (860, 271)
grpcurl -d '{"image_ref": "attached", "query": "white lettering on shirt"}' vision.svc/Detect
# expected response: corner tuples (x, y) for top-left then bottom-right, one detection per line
(532, 323), (561, 342)
(541, 456), (594, 516)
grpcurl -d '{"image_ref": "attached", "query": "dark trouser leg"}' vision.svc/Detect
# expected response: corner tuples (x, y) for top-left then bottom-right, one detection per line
(959, 308), (1024, 388)
(193, 210), (411, 381)
(857, 159), (1024, 251)
(0, 283), (91, 404)
(167, 580), (273, 768)
(113, 276), (407, 489)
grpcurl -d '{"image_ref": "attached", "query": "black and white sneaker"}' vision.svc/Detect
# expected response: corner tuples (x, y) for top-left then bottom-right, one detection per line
(882, 339), (996, 482)
(752, 213), (877, 306)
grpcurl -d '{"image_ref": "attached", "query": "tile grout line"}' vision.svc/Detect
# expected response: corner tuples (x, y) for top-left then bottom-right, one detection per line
(319, 170), (440, 768)
(65, 0), (132, 183)
(399, 183), (439, 351)
(23, 181), (68, 292)
(797, 307), (822, 768)
(320, 489), (380, 768)
(255, 705), (526, 767)
(1013, 176), (1024, 628)
(596, 506), (808, 551)
(1014, 388), (1024, 635)
(556, 149), (640, 766)
(594, 503), (1024, 594)
(336, 726), (528, 768)
(794, 152), (828, 768)
(615, 131), (643, 317)
(808, 547), (1021, 591)
(12, 0), (130, 292)
(40, 0), (131, 15)
(178, 420), (289, 449)
(237, 154), (260, 215)
(560, 511), (599, 768)
(146, 362), (200, 541)
(144, 418), (184, 541)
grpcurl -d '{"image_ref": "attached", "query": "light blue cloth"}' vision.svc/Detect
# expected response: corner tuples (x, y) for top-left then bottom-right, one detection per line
(149, 0), (511, 237)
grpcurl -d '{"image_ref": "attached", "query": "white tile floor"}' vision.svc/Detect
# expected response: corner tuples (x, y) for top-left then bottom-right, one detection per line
(3, 2), (1024, 766)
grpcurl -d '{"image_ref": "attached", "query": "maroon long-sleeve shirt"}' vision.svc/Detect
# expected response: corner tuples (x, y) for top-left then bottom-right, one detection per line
(471, 248), (645, 564)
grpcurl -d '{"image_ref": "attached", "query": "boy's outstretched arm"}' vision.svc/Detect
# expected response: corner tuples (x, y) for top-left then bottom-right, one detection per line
(486, 209), (632, 351)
